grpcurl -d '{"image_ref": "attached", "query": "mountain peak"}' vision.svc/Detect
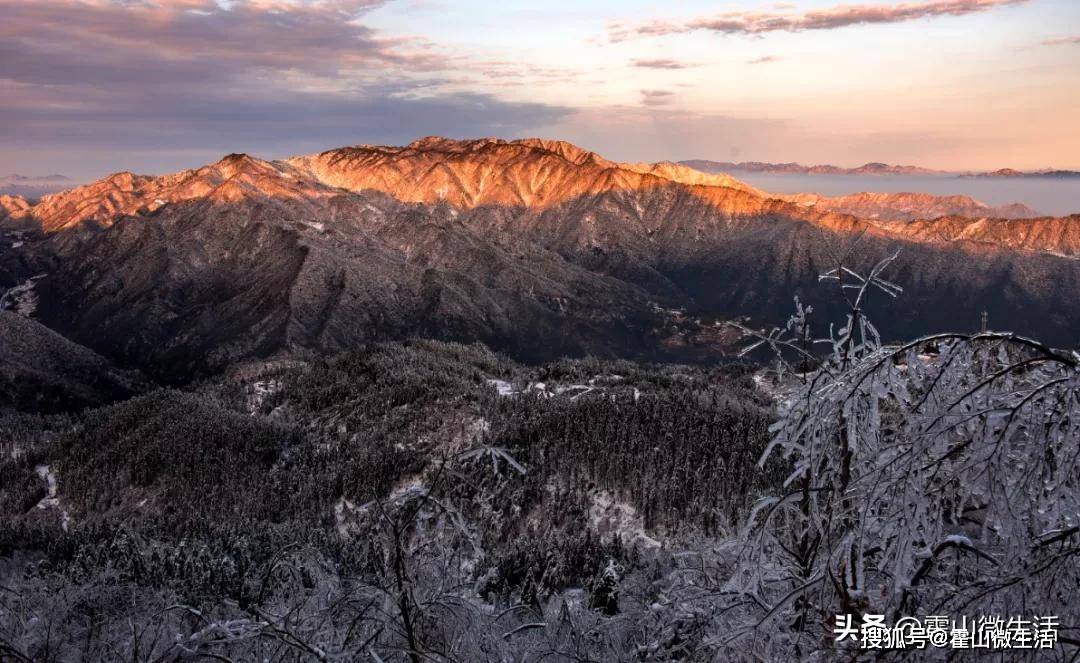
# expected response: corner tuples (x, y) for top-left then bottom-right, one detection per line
(104, 171), (140, 187)
(399, 136), (609, 167)
(216, 152), (256, 167)
(510, 138), (608, 166)
(406, 135), (467, 150)
(206, 152), (278, 178)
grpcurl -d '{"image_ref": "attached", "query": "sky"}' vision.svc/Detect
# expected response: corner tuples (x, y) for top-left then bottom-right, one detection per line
(1, 0), (1078, 179)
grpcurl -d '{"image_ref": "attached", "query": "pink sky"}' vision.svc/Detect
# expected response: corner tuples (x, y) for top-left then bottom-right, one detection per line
(1, 0), (1078, 178)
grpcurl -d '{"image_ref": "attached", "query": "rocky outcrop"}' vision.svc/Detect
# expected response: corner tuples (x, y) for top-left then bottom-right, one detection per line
(0, 194), (30, 220)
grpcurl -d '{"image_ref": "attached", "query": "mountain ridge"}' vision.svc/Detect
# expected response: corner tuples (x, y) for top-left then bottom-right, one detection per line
(16, 139), (1074, 257)
(4, 136), (1080, 381)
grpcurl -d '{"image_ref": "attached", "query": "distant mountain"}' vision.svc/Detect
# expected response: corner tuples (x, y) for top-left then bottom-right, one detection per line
(965, 168), (1080, 179)
(779, 191), (1042, 222)
(683, 159), (1080, 179)
(0, 173), (74, 199)
(1, 173), (70, 182)
(4, 137), (1080, 382)
(680, 159), (947, 176)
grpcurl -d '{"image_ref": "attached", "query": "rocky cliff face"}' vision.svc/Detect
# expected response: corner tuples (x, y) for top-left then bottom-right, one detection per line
(5, 137), (1080, 381)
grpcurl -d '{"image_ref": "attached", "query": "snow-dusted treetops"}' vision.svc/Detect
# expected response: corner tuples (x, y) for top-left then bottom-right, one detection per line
(1, 234), (1077, 661)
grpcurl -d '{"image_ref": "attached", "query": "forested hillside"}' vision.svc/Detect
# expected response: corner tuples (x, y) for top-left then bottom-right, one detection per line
(0, 341), (777, 661)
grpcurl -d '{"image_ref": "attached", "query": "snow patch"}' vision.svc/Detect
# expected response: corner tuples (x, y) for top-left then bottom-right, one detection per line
(246, 379), (282, 414)
(487, 379), (517, 397)
(553, 384), (594, 400)
(334, 497), (363, 537)
(752, 373), (781, 402)
(943, 534), (973, 547)
(589, 489), (660, 549)
(388, 479), (427, 503)
(34, 464), (71, 532)
(1044, 250), (1079, 260)
(0, 275), (45, 317)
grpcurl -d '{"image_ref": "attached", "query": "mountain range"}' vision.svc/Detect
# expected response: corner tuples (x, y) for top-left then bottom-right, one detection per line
(963, 168), (1080, 179)
(681, 159), (1080, 179)
(2, 137), (1079, 385)
(0, 173), (74, 199)
(777, 191), (1041, 221)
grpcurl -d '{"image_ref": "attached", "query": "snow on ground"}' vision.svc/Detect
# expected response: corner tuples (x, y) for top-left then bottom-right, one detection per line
(552, 384), (594, 400)
(246, 379), (283, 414)
(589, 489), (661, 549)
(333, 497), (362, 537)
(490, 376), (641, 403)
(333, 475), (428, 538)
(453, 417), (491, 454)
(752, 373), (781, 402)
(1045, 250), (1080, 260)
(0, 275), (45, 317)
(34, 464), (71, 532)
(528, 382), (551, 397)
(487, 379), (517, 396)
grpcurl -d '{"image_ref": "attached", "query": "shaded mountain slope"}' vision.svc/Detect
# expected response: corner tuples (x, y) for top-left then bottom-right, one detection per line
(0, 311), (148, 412)
(23, 160), (658, 380)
